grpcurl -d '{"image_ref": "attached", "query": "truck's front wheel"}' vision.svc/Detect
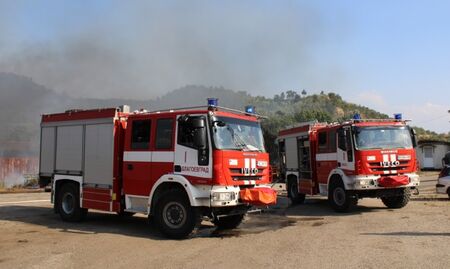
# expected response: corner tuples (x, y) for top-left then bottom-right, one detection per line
(154, 189), (199, 239)
(381, 188), (411, 208)
(57, 183), (87, 222)
(213, 214), (244, 229)
(328, 178), (356, 212)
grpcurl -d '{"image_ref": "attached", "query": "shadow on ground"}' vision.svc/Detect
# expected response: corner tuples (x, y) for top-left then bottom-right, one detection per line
(0, 205), (299, 240)
(273, 196), (389, 218)
(361, 232), (450, 237)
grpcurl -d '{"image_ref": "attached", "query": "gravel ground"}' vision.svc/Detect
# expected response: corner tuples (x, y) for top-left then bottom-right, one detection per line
(0, 172), (449, 269)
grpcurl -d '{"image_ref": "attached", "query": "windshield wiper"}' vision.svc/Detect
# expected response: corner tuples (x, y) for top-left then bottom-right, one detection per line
(231, 131), (261, 152)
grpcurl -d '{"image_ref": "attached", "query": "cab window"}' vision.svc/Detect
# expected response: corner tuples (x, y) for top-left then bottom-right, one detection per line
(155, 118), (174, 150)
(318, 132), (328, 153)
(131, 119), (151, 149)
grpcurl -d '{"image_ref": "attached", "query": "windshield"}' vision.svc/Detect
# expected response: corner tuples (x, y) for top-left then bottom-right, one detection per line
(354, 126), (413, 150)
(211, 116), (265, 152)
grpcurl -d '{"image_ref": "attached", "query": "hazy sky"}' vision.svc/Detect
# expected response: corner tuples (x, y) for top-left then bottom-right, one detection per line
(0, 0), (449, 133)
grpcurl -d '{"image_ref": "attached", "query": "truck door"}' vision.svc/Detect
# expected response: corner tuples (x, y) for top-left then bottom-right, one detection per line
(337, 127), (355, 172)
(316, 130), (338, 185)
(123, 118), (152, 196)
(152, 117), (175, 182)
(174, 115), (212, 181)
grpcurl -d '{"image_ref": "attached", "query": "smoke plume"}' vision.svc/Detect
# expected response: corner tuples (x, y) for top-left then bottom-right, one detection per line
(0, 1), (322, 99)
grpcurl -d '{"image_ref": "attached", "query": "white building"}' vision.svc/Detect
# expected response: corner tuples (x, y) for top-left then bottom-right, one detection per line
(417, 140), (450, 170)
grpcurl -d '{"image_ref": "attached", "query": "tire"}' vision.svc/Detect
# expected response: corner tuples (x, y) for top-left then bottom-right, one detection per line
(213, 214), (245, 230)
(328, 178), (357, 213)
(381, 188), (411, 209)
(154, 189), (199, 239)
(288, 178), (306, 204)
(57, 183), (87, 222)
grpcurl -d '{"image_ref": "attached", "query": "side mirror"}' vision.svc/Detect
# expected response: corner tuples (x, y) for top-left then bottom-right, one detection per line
(191, 118), (205, 128)
(213, 120), (226, 127)
(410, 128), (417, 148)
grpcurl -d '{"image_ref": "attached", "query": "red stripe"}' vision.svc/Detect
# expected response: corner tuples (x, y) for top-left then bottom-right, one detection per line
(82, 200), (111, 211)
(278, 125), (310, 136)
(83, 187), (111, 194)
(42, 108), (117, 122)
(83, 192), (111, 202)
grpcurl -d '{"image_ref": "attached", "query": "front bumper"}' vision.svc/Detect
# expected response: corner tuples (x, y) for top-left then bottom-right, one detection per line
(436, 184), (449, 194)
(347, 173), (420, 191)
(209, 184), (273, 207)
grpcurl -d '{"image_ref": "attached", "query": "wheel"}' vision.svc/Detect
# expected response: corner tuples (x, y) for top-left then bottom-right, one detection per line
(381, 188), (411, 209)
(57, 183), (87, 222)
(213, 214), (245, 230)
(328, 178), (356, 212)
(154, 189), (199, 239)
(288, 178), (305, 204)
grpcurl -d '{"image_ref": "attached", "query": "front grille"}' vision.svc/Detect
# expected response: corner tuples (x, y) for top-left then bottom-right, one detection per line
(232, 176), (262, 181)
(229, 168), (266, 175)
(368, 161), (410, 173)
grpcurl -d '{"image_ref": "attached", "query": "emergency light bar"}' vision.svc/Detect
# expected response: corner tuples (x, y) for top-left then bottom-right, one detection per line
(245, 105), (255, 114)
(394, 113), (402, 120)
(207, 98), (218, 107)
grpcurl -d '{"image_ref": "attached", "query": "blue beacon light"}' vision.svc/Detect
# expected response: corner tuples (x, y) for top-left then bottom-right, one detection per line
(245, 105), (255, 114)
(207, 98), (218, 107)
(394, 113), (402, 120)
(353, 113), (361, 120)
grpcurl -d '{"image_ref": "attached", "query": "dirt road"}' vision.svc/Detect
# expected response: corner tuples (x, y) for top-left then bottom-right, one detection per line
(0, 174), (449, 269)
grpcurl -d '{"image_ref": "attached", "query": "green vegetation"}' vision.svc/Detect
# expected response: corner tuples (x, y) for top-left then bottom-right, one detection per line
(1, 73), (448, 159)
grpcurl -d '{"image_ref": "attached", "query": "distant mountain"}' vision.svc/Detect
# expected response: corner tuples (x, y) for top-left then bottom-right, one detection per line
(1, 72), (448, 157)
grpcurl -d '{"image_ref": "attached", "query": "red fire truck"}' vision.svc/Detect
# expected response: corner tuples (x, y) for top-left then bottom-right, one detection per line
(39, 99), (275, 238)
(277, 115), (419, 212)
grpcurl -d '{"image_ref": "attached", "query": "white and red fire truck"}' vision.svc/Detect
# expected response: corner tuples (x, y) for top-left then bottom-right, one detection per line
(39, 99), (275, 238)
(277, 115), (420, 212)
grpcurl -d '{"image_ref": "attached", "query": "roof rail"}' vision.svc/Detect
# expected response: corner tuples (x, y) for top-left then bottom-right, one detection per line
(143, 105), (267, 119)
(348, 118), (411, 123)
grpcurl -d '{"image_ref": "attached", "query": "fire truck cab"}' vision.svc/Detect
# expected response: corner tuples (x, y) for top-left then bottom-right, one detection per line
(278, 115), (419, 212)
(39, 99), (274, 238)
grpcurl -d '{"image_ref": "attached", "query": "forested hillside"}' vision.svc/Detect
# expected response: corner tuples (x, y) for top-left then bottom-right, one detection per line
(1, 72), (448, 158)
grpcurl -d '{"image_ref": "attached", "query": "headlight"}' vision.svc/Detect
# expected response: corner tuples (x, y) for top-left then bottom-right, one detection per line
(212, 192), (236, 201)
(410, 176), (419, 183)
(356, 178), (373, 187)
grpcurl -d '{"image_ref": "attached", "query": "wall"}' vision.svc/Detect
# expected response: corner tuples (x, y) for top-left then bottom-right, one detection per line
(0, 157), (39, 182)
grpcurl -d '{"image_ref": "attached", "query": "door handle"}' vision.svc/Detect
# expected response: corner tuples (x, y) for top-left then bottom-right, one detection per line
(127, 164), (133, 170)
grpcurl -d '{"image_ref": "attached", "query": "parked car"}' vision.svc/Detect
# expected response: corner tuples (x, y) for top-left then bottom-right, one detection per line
(436, 165), (450, 199)
(442, 151), (450, 167)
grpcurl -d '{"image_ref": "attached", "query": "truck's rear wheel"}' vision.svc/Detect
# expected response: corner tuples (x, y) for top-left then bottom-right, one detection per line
(57, 183), (87, 222)
(154, 189), (199, 239)
(213, 214), (244, 230)
(328, 178), (356, 212)
(381, 188), (411, 209)
(288, 178), (305, 204)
